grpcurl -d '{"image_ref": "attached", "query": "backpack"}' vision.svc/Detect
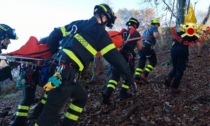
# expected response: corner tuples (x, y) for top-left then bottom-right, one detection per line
(108, 31), (124, 48)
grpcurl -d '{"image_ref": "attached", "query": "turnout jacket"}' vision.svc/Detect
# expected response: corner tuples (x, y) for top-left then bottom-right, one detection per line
(46, 16), (134, 83)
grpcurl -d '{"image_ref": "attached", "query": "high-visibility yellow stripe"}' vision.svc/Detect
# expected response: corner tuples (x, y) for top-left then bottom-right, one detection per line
(107, 84), (116, 89)
(135, 72), (140, 75)
(122, 84), (129, 89)
(130, 19), (138, 23)
(99, 5), (107, 12)
(145, 68), (151, 72)
(108, 80), (117, 85)
(147, 64), (153, 69)
(41, 99), (46, 104)
(63, 49), (84, 71)
(44, 93), (48, 98)
(100, 43), (115, 55)
(18, 105), (29, 110)
(60, 27), (70, 37)
(61, 27), (67, 37)
(136, 68), (143, 72)
(69, 104), (83, 113)
(74, 34), (97, 56)
(0, 25), (7, 31)
(135, 68), (143, 75)
(65, 112), (79, 121)
(16, 112), (28, 117)
(34, 123), (38, 126)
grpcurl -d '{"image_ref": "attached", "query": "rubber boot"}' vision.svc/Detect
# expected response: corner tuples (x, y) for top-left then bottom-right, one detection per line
(119, 88), (132, 100)
(102, 88), (113, 105)
(10, 116), (27, 126)
(134, 75), (141, 85)
(140, 73), (149, 84)
(164, 77), (172, 88)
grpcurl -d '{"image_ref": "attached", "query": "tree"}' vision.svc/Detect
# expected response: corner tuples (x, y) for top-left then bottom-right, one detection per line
(202, 5), (210, 25)
(113, 8), (155, 32)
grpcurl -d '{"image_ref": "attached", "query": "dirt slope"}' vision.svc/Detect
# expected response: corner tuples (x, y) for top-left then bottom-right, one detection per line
(0, 42), (209, 126)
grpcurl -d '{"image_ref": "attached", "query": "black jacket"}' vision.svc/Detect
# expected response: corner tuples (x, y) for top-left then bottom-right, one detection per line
(46, 16), (134, 84)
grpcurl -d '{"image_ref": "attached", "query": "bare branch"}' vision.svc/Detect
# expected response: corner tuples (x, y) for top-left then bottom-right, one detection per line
(201, 4), (210, 25)
(162, 0), (177, 18)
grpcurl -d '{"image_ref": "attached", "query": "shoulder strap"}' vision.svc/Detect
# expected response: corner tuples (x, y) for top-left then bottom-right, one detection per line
(61, 22), (90, 48)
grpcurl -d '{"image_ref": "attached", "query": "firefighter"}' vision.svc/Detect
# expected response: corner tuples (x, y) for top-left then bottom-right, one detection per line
(0, 24), (18, 53)
(135, 18), (160, 84)
(164, 32), (200, 93)
(102, 17), (142, 105)
(0, 24), (18, 81)
(35, 4), (137, 126)
(165, 3), (201, 94)
(9, 37), (52, 126)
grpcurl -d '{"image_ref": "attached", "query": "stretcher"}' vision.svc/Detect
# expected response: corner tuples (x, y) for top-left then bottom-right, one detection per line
(0, 55), (49, 66)
(0, 36), (52, 66)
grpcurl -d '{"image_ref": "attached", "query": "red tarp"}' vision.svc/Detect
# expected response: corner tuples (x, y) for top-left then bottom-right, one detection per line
(5, 36), (52, 58)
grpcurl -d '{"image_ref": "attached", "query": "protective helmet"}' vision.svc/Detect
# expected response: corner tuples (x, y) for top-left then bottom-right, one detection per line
(126, 17), (139, 28)
(94, 4), (117, 28)
(0, 24), (18, 40)
(151, 18), (160, 26)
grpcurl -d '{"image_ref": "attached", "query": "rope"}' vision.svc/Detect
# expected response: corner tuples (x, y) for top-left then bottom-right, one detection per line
(126, 26), (210, 43)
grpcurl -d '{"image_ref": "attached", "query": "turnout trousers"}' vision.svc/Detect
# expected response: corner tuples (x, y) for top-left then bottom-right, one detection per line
(11, 66), (41, 126)
(166, 45), (189, 89)
(136, 43), (157, 77)
(103, 50), (135, 100)
(37, 67), (88, 126)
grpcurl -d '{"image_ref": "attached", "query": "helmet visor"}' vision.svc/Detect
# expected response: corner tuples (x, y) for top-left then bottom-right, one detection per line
(8, 29), (18, 40)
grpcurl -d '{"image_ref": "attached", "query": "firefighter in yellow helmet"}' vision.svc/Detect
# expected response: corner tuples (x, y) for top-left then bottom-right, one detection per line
(135, 18), (160, 84)
(35, 3), (136, 126)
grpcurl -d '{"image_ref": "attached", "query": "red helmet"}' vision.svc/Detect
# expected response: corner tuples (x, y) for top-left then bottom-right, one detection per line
(94, 4), (117, 28)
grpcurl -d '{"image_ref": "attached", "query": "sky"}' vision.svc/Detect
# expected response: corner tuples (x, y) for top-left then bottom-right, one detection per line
(0, 0), (209, 53)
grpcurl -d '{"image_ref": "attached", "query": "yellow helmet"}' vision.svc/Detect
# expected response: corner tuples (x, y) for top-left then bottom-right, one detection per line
(151, 18), (160, 26)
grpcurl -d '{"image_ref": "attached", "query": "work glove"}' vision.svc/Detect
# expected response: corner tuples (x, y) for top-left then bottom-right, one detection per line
(129, 27), (137, 35)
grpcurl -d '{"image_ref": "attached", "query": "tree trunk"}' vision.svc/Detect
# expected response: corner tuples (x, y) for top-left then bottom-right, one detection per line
(176, 0), (186, 31)
(186, 0), (191, 14)
(169, 0), (176, 26)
